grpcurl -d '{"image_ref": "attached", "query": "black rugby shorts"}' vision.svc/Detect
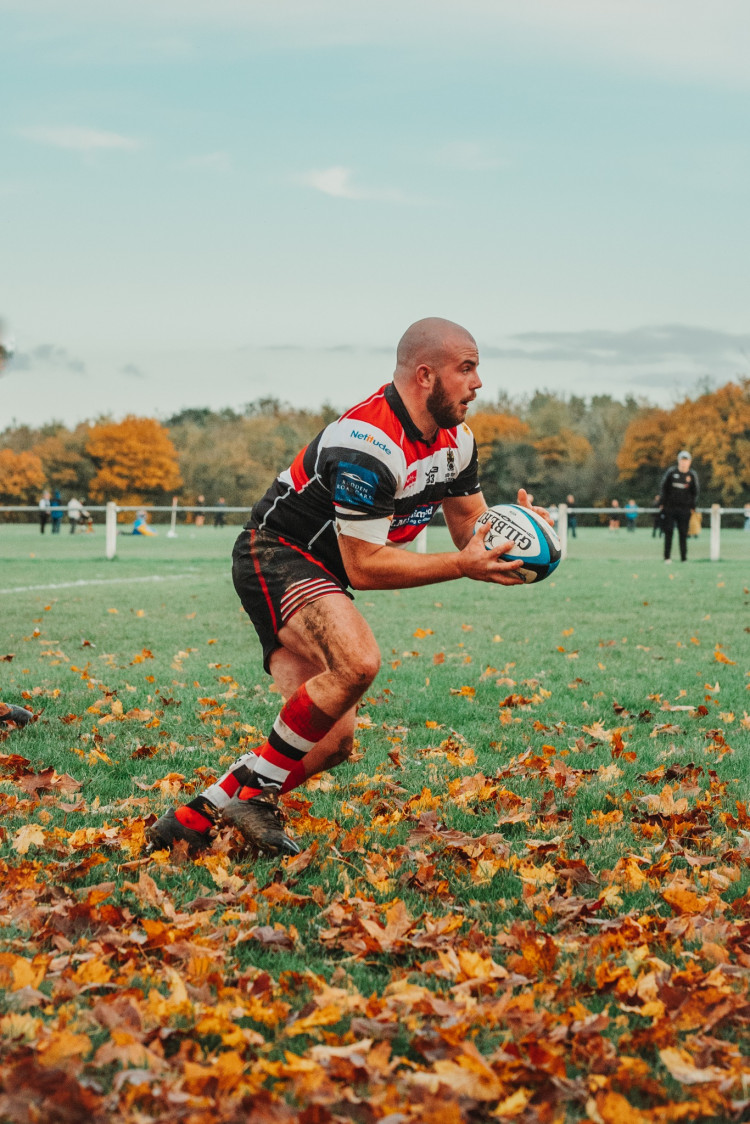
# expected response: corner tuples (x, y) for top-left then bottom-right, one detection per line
(231, 527), (351, 673)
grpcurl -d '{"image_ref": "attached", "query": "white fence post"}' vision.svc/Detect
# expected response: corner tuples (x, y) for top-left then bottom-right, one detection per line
(558, 503), (568, 560)
(415, 528), (427, 553)
(167, 495), (178, 538)
(710, 504), (721, 561)
(106, 502), (118, 560)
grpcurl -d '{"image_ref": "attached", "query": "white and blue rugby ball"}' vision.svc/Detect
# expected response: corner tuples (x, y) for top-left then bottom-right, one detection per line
(474, 504), (561, 584)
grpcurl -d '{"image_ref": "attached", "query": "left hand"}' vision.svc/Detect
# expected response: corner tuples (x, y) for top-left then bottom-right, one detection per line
(517, 488), (554, 527)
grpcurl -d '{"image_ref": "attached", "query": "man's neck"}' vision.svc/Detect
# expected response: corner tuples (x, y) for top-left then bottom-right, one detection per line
(390, 381), (438, 444)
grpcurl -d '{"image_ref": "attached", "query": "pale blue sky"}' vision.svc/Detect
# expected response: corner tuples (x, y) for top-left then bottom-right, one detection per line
(2, 0), (749, 425)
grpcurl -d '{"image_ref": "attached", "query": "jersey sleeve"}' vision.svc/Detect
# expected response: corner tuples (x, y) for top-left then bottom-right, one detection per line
(445, 425), (481, 498)
(316, 418), (405, 537)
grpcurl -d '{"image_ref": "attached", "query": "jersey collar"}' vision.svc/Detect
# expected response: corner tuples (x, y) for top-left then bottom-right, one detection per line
(385, 382), (442, 447)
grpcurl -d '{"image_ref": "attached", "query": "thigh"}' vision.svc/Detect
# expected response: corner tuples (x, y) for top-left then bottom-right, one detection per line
(277, 592), (379, 676)
(233, 527), (353, 674)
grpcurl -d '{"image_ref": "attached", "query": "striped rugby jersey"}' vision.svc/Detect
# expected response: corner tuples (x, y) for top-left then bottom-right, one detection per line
(250, 382), (480, 586)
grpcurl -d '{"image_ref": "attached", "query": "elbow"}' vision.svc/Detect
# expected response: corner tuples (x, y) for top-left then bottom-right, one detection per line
(347, 569), (374, 591)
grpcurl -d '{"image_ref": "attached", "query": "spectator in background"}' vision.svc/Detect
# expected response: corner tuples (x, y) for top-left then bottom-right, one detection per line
(609, 499), (621, 531)
(624, 498), (638, 532)
(133, 509), (157, 536)
(67, 496), (83, 534)
(38, 489), (50, 533)
(214, 497), (227, 528)
(652, 494), (663, 538)
(744, 503), (750, 532)
(195, 495), (206, 528)
(51, 490), (64, 534)
(660, 450), (699, 563)
(566, 493), (577, 538)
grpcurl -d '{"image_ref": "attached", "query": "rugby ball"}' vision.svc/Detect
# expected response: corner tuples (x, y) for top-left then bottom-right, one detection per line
(474, 504), (561, 584)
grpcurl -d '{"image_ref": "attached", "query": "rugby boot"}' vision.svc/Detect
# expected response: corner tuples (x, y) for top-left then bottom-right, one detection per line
(222, 789), (300, 856)
(147, 807), (214, 855)
(0, 704), (33, 727)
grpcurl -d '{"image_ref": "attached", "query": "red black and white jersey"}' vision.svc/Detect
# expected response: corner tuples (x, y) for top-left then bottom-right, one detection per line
(249, 383), (480, 586)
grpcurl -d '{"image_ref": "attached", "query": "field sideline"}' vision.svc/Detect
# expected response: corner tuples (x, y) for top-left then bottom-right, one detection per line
(1, 524), (749, 1122)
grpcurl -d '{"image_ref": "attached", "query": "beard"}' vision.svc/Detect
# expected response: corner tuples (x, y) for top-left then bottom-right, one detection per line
(426, 374), (467, 429)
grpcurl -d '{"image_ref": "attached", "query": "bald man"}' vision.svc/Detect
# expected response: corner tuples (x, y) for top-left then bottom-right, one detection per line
(149, 318), (548, 856)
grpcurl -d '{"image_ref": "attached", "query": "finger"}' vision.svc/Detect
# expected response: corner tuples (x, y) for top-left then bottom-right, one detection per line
(484, 535), (511, 555)
(489, 556), (523, 571)
(532, 505), (554, 527)
(516, 488), (529, 507)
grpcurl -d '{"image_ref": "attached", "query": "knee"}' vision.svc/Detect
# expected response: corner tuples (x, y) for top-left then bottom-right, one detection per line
(336, 645), (381, 694)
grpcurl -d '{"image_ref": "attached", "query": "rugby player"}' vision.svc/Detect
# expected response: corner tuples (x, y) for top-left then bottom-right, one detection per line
(149, 317), (549, 856)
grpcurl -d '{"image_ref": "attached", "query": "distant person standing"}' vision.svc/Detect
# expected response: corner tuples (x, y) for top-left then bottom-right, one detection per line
(566, 494), (577, 538)
(214, 497), (227, 528)
(608, 499), (621, 531)
(660, 450), (698, 563)
(651, 494), (663, 538)
(624, 499), (638, 532)
(38, 490), (50, 533)
(744, 503), (750, 533)
(51, 490), (64, 533)
(195, 495), (206, 528)
(67, 496), (83, 533)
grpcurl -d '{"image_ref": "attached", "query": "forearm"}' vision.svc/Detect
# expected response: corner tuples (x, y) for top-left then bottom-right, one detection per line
(344, 543), (465, 590)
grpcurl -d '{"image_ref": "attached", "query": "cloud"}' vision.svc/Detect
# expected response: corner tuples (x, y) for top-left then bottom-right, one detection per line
(120, 363), (146, 378)
(482, 325), (750, 369)
(19, 127), (141, 152)
(11, 343), (87, 375)
(298, 165), (419, 203)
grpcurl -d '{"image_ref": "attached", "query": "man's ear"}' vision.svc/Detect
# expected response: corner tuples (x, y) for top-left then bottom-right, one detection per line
(415, 363), (434, 389)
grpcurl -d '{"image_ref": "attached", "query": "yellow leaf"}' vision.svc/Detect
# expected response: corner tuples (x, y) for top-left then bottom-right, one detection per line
(37, 1029), (91, 1068)
(12, 824), (46, 855)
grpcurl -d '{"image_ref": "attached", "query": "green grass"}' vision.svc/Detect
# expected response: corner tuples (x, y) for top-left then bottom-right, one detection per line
(0, 522), (749, 1120)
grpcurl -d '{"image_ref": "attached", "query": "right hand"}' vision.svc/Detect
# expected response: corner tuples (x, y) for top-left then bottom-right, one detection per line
(458, 521), (525, 585)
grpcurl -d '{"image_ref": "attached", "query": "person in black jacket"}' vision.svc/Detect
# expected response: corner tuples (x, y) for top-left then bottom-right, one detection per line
(660, 450), (699, 563)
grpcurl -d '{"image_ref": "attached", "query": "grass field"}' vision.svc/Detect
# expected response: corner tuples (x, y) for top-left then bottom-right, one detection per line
(1, 522), (749, 1123)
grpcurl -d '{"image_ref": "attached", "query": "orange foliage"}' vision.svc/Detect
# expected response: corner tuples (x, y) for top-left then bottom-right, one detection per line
(469, 410), (529, 464)
(617, 380), (750, 502)
(86, 416), (182, 504)
(534, 427), (592, 466)
(0, 448), (45, 502)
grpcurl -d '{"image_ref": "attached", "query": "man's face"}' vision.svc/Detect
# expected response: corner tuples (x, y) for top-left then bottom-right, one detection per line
(678, 456), (691, 473)
(425, 336), (481, 429)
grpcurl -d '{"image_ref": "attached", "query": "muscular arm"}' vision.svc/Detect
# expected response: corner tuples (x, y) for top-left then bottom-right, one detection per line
(338, 521), (523, 590)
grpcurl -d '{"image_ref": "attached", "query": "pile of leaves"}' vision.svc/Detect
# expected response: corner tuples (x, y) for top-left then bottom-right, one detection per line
(0, 566), (749, 1122)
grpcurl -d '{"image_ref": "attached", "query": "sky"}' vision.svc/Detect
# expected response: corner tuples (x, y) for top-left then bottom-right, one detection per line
(1, 0), (749, 427)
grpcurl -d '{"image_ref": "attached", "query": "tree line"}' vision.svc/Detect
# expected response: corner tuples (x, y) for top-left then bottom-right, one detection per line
(1, 382), (748, 515)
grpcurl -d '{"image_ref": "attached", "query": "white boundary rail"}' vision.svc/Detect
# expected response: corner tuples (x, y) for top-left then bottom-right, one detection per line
(556, 504), (747, 563)
(1, 504), (747, 561)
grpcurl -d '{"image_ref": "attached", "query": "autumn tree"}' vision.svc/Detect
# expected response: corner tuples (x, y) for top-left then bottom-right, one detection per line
(0, 448), (45, 502)
(168, 400), (332, 511)
(32, 424), (96, 497)
(468, 410), (530, 466)
(86, 416), (182, 505)
(618, 380), (750, 504)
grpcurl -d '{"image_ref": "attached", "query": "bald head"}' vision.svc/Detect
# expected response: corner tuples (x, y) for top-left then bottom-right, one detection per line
(391, 317), (481, 436)
(395, 317), (476, 377)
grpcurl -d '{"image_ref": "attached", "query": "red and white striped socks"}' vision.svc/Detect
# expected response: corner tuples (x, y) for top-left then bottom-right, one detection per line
(174, 684), (336, 834)
(238, 684), (337, 799)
